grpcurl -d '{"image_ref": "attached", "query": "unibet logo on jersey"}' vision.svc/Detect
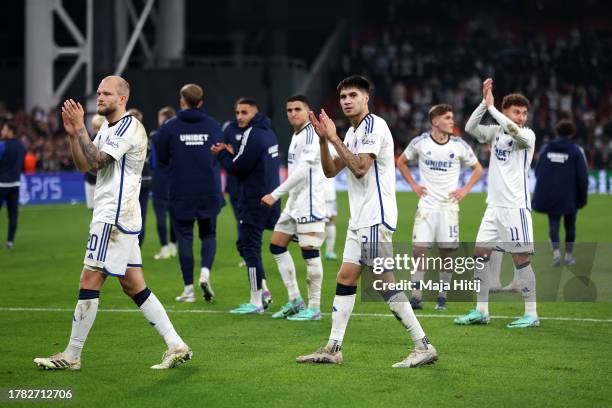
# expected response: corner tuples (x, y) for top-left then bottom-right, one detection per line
(180, 134), (209, 146)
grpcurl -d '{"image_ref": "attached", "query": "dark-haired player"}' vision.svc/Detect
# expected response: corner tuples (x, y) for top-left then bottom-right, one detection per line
(296, 76), (437, 367)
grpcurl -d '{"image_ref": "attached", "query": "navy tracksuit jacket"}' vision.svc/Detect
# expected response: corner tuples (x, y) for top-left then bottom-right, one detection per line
(154, 108), (225, 286)
(533, 138), (588, 216)
(217, 113), (280, 292)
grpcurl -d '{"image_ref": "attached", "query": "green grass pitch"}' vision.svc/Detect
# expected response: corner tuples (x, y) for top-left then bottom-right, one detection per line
(1, 193), (611, 407)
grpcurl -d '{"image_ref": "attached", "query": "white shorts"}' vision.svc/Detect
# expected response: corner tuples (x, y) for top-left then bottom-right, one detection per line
(412, 208), (459, 249)
(343, 224), (394, 266)
(274, 211), (326, 247)
(475, 207), (534, 253)
(83, 222), (142, 277)
(84, 181), (95, 210)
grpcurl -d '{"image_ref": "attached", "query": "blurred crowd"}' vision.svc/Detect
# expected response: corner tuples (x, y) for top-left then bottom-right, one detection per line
(334, 14), (612, 168)
(0, 102), (74, 173)
(4, 6), (612, 172)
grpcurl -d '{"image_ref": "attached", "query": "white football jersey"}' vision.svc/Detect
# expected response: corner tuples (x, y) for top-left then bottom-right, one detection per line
(465, 101), (535, 209)
(403, 133), (478, 211)
(272, 123), (326, 222)
(92, 113), (148, 233)
(339, 113), (397, 230)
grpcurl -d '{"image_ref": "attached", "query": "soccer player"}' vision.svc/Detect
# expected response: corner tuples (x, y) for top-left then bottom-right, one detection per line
(323, 167), (338, 260)
(212, 98), (280, 314)
(456, 78), (539, 328)
(261, 94), (326, 321)
(151, 107), (178, 260)
(533, 119), (588, 266)
(154, 84), (224, 303)
(296, 76), (437, 367)
(397, 104), (483, 310)
(34, 76), (192, 370)
(0, 122), (26, 249)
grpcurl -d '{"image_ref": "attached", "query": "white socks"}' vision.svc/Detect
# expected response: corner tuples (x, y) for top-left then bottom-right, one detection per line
(516, 263), (537, 317)
(475, 259), (490, 315)
(325, 223), (336, 253)
(488, 250), (503, 289)
(65, 298), (99, 360)
(273, 251), (301, 300)
(261, 279), (269, 293)
(386, 291), (427, 349)
(411, 270), (426, 300)
(199, 267), (210, 283)
(139, 292), (185, 350)
(305, 256), (323, 309)
(327, 291), (356, 351)
(250, 289), (263, 308)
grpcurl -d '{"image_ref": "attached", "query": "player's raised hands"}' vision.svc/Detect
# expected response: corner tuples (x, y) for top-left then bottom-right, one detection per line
(61, 99), (85, 134)
(309, 109), (337, 142)
(61, 99), (85, 136)
(483, 78), (494, 107)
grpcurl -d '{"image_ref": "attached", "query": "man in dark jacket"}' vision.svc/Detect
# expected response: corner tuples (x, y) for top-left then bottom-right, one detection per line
(155, 84), (224, 302)
(151, 107), (177, 260)
(533, 119), (588, 266)
(212, 98), (280, 314)
(0, 122), (26, 249)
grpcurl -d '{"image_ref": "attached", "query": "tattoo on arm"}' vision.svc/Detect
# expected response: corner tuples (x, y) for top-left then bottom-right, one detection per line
(77, 128), (115, 170)
(330, 137), (371, 178)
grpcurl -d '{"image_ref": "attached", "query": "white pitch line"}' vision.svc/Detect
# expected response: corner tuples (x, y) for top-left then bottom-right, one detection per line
(0, 307), (611, 323)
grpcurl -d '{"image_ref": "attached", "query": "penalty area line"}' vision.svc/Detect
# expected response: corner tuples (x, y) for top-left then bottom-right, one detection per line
(0, 307), (611, 323)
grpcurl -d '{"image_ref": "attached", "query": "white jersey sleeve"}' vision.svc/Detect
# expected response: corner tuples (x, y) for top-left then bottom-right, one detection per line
(271, 126), (317, 199)
(487, 105), (535, 149)
(465, 100), (500, 145)
(457, 137), (478, 167)
(403, 133), (428, 161)
(357, 115), (383, 157)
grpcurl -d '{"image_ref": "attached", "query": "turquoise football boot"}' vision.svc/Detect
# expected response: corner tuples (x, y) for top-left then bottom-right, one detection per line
(507, 315), (540, 328)
(453, 309), (490, 325)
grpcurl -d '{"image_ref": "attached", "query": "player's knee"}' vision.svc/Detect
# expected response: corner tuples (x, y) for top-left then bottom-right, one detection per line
(301, 248), (319, 260)
(79, 269), (105, 290)
(269, 243), (287, 255)
(512, 253), (530, 266)
(412, 246), (427, 259)
(336, 269), (358, 286)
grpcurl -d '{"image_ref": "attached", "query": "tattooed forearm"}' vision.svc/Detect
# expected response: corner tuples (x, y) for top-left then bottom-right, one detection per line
(329, 137), (372, 178)
(76, 127), (114, 170)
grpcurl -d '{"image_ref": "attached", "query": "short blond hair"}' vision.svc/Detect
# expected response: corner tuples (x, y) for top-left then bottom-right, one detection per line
(91, 114), (105, 132)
